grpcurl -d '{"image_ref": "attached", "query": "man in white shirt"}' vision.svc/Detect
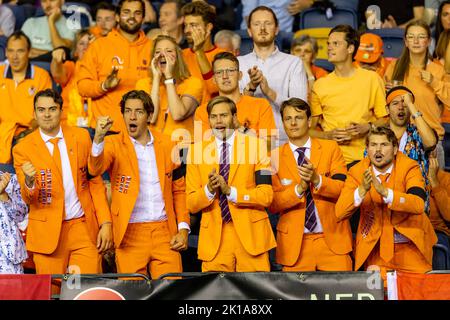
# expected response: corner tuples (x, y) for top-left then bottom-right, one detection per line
(89, 90), (189, 279)
(238, 5), (308, 148)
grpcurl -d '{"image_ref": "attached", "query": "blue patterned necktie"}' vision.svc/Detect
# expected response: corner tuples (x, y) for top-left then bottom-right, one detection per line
(296, 147), (317, 232)
(219, 142), (232, 223)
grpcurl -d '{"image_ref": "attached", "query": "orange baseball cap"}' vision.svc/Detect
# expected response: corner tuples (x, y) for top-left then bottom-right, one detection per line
(355, 33), (384, 64)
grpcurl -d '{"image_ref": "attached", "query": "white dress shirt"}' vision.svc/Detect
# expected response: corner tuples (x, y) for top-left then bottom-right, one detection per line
(289, 138), (323, 234)
(238, 47), (308, 147)
(205, 132), (238, 203)
(92, 131), (189, 231)
(353, 163), (409, 243)
(39, 128), (84, 220)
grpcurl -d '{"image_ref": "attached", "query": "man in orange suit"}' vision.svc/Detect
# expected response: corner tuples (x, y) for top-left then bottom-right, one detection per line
(336, 126), (437, 277)
(12, 89), (113, 277)
(186, 96), (276, 272)
(88, 90), (189, 279)
(270, 98), (353, 271)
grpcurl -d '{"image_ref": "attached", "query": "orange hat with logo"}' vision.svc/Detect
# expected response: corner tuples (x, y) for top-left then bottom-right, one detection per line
(355, 33), (384, 64)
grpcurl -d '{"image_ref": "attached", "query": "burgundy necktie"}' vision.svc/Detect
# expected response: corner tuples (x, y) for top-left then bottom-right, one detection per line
(296, 147), (317, 232)
(219, 142), (232, 223)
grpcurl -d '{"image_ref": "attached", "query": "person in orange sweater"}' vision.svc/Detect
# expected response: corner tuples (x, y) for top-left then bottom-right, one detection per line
(0, 31), (52, 164)
(385, 20), (450, 169)
(51, 29), (93, 128)
(181, 1), (226, 105)
(336, 126), (437, 278)
(77, 0), (152, 134)
(194, 52), (276, 143)
(135, 35), (203, 148)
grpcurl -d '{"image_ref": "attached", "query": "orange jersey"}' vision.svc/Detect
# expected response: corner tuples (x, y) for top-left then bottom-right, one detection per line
(77, 29), (152, 132)
(182, 46), (226, 105)
(0, 64), (52, 163)
(135, 76), (203, 145)
(194, 95), (276, 141)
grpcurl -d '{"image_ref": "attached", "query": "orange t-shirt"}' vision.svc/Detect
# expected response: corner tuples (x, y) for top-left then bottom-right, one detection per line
(194, 95), (276, 141)
(182, 46), (226, 105)
(136, 76), (203, 145)
(0, 64), (52, 163)
(434, 59), (450, 124)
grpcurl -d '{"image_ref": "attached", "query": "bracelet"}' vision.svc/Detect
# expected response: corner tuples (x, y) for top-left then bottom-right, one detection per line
(164, 78), (175, 85)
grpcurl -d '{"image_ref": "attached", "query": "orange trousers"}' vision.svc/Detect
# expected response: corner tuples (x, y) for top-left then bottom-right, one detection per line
(365, 242), (431, 285)
(115, 221), (182, 280)
(282, 233), (353, 272)
(33, 217), (101, 295)
(202, 222), (270, 272)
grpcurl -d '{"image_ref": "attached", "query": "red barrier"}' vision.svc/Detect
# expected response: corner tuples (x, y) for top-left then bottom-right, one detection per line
(0, 274), (51, 300)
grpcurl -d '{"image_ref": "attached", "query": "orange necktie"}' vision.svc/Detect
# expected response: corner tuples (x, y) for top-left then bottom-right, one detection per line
(379, 173), (394, 262)
(49, 137), (63, 176)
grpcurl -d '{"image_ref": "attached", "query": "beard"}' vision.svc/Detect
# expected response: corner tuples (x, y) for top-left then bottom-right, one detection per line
(119, 19), (142, 34)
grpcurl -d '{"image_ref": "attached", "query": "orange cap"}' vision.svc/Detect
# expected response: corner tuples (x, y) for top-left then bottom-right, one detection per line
(355, 33), (383, 64)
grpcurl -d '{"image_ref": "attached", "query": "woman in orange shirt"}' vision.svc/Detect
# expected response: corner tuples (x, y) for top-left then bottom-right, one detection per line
(385, 20), (450, 168)
(136, 35), (203, 149)
(51, 29), (93, 127)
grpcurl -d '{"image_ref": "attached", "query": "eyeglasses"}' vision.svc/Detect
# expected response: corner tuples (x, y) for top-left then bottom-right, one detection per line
(214, 68), (238, 77)
(405, 34), (428, 41)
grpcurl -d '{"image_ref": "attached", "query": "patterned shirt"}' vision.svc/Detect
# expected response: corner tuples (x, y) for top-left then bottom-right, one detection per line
(0, 172), (28, 274)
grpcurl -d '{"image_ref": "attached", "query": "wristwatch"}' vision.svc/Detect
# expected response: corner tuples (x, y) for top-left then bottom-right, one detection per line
(164, 78), (176, 85)
(411, 111), (422, 119)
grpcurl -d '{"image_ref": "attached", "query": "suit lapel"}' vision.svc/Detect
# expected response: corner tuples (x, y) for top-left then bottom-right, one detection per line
(62, 126), (78, 191)
(310, 138), (322, 170)
(122, 132), (140, 179)
(152, 132), (166, 193)
(283, 144), (298, 180)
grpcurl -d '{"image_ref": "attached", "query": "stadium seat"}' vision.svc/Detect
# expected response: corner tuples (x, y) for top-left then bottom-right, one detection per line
(314, 58), (334, 72)
(299, 6), (358, 30)
(0, 36), (7, 62)
(432, 243), (450, 270)
(366, 28), (405, 59)
(331, 0), (359, 12)
(294, 28), (332, 60)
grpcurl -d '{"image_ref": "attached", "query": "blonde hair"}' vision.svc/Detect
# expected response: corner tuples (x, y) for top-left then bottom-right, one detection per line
(151, 35), (190, 82)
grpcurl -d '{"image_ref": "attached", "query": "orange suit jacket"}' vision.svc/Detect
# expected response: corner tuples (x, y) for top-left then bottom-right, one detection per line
(335, 153), (437, 270)
(88, 129), (189, 247)
(186, 132), (276, 261)
(269, 138), (353, 266)
(12, 125), (111, 254)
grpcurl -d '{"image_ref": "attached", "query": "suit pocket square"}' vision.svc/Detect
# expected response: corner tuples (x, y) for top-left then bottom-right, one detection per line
(280, 178), (292, 186)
